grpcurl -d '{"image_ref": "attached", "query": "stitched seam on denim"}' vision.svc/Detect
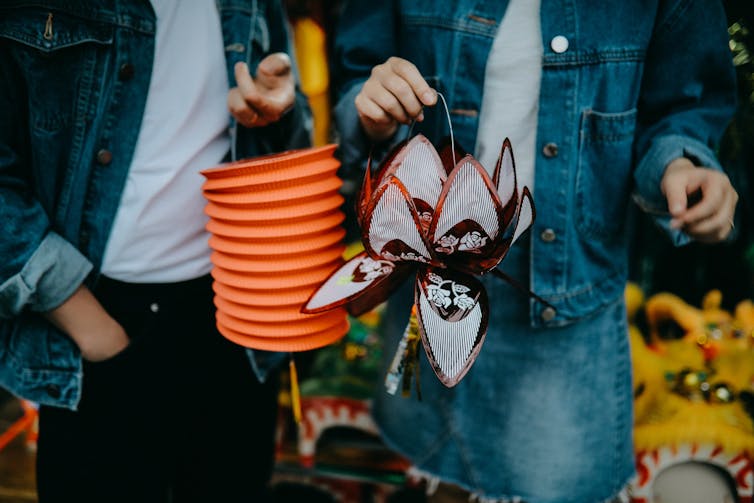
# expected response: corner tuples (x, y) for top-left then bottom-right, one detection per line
(612, 305), (630, 492)
(543, 50), (645, 67)
(404, 15), (497, 38)
(0, 7), (153, 35)
(0, 33), (113, 50)
(584, 109), (638, 120)
(539, 271), (623, 302)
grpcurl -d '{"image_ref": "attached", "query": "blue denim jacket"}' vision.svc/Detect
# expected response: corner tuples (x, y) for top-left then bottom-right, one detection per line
(0, 0), (311, 409)
(333, 0), (736, 325)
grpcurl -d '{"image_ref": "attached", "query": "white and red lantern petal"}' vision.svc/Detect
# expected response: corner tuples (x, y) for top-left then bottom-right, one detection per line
(379, 135), (446, 212)
(511, 186), (535, 245)
(493, 138), (519, 226)
(430, 156), (507, 273)
(359, 139), (409, 227)
(415, 266), (489, 387)
(364, 177), (435, 263)
(303, 251), (414, 316)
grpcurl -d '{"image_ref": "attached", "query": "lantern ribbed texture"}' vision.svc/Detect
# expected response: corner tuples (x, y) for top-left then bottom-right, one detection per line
(201, 145), (349, 351)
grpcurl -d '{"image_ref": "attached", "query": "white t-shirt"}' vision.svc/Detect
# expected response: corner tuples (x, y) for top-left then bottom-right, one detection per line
(101, 0), (230, 282)
(474, 0), (543, 194)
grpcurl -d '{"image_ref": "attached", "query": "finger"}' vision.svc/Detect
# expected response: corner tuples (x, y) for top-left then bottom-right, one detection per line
(664, 179), (691, 227)
(674, 170), (732, 227)
(256, 53), (293, 95)
(662, 158), (696, 220)
(257, 52), (292, 78)
(684, 211), (732, 242)
(682, 184), (737, 242)
(355, 93), (399, 142)
(234, 61), (293, 121)
(677, 183), (724, 227)
(387, 57), (437, 106)
(355, 93), (395, 126)
(381, 73), (425, 119)
(371, 89), (411, 124)
(234, 61), (263, 105)
(228, 87), (261, 127)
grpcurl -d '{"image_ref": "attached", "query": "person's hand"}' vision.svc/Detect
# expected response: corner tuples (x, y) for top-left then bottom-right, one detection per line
(355, 57), (437, 142)
(44, 285), (130, 362)
(228, 53), (295, 128)
(661, 157), (738, 243)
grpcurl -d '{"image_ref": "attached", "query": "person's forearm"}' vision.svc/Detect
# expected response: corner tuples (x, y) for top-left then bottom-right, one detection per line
(44, 285), (129, 362)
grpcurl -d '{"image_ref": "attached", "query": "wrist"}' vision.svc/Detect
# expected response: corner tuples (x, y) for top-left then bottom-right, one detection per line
(44, 285), (129, 361)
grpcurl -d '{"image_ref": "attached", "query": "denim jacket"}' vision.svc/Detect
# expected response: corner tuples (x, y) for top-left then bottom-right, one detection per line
(333, 0), (736, 326)
(0, 0), (311, 408)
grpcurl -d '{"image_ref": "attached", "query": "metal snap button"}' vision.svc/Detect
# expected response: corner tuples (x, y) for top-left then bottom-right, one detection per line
(542, 142), (559, 158)
(96, 149), (113, 165)
(540, 228), (557, 242)
(541, 306), (557, 322)
(118, 63), (135, 81)
(550, 35), (569, 54)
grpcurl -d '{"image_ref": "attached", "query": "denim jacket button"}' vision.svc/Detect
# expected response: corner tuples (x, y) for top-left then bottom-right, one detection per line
(45, 384), (61, 399)
(542, 142), (559, 158)
(96, 149), (113, 165)
(540, 228), (557, 242)
(540, 306), (557, 322)
(118, 63), (135, 81)
(550, 35), (569, 53)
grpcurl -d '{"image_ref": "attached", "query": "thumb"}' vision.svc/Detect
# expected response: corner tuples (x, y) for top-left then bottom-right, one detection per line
(661, 158), (696, 218)
(663, 173), (688, 218)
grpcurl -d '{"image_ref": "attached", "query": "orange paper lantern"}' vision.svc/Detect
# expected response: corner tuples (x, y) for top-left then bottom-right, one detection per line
(201, 146), (349, 351)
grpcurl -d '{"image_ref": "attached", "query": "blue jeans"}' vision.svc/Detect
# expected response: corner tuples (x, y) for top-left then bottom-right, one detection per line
(373, 243), (634, 503)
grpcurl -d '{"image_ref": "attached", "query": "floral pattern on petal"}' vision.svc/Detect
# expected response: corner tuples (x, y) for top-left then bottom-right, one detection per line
(458, 231), (487, 251)
(435, 234), (459, 254)
(427, 283), (452, 309)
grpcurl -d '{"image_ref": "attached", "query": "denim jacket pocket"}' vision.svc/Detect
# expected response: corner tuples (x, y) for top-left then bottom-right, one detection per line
(0, 8), (113, 53)
(0, 7), (114, 132)
(575, 108), (637, 239)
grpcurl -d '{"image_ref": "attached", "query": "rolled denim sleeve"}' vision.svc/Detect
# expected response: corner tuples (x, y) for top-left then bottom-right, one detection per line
(632, 0), (737, 243)
(0, 232), (92, 317)
(334, 83), (370, 174)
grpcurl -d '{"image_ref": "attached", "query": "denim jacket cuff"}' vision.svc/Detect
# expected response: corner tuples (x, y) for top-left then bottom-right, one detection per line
(334, 83), (372, 171)
(335, 82), (410, 177)
(0, 232), (93, 317)
(633, 134), (722, 246)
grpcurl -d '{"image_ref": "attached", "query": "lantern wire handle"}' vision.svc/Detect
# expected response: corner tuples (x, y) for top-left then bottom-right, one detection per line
(406, 92), (456, 163)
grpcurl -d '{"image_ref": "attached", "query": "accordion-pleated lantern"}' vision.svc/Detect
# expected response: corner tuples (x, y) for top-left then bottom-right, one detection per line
(201, 145), (349, 351)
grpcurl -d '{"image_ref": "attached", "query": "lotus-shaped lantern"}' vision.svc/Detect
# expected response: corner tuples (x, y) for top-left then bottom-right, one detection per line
(304, 134), (534, 386)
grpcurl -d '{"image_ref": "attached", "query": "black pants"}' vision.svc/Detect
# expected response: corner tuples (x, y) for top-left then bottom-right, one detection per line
(36, 275), (280, 503)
